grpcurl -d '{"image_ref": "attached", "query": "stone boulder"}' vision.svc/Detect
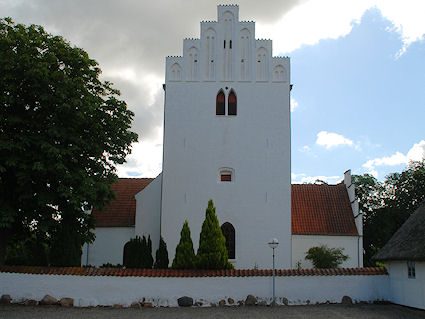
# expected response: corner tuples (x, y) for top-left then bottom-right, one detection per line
(227, 297), (234, 305)
(59, 297), (74, 307)
(40, 294), (57, 305)
(341, 296), (353, 305)
(0, 295), (11, 304)
(131, 301), (142, 309)
(177, 296), (193, 307)
(24, 299), (39, 306)
(218, 299), (226, 307)
(245, 295), (257, 306)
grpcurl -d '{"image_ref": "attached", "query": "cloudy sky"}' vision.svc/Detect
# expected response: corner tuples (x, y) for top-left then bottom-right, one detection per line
(2, 0), (424, 183)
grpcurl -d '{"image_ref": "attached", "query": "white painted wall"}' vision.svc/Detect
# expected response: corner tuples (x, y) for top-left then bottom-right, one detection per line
(81, 227), (134, 266)
(161, 5), (291, 269)
(0, 272), (390, 307)
(292, 235), (361, 269)
(135, 174), (162, 257)
(386, 261), (425, 310)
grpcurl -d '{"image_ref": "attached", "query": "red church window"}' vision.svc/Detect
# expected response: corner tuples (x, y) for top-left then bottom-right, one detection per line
(216, 91), (225, 115)
(228, 91), (237, 115)
(221, 174), (232, 182)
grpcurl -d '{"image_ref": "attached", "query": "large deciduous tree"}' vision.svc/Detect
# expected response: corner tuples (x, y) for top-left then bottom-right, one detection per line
(353, 160), (425, 266)
(0, 18), (138, 265)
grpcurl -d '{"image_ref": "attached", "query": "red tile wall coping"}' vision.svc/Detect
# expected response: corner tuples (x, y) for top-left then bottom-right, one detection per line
(0, 266), (387, 277)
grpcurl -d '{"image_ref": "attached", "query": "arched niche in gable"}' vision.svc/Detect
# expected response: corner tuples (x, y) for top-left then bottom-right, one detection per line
(256, 47), (269, 81)
(204, 28), (216, 80)
(239, 28), (251, 80)
(221, 11), (234, 81)
(186, 46), (199, 81)
(169, 63), (182, 82)
(272, 65), (287, 82)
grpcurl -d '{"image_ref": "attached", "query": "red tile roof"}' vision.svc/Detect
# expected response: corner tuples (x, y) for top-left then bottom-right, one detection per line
(0, 266), (387, 277)
(92, 178), (154, 227)
(292, 184), (358, 236)
(93, 179), (358, 236)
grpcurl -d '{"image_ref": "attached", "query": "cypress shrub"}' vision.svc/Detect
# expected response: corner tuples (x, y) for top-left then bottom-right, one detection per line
(154, 236), (169, 269)
(123, 236), (143, 268)
(172, 220), (196, 269)
(146, 235), (154, 268)
(123, 235), (153, 269)
(196, 199), (233, 269)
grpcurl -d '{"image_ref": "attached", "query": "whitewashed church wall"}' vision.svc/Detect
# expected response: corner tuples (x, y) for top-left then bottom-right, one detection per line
(386, 261), (425, 310)
(81, 227), (134, 266)
(161, 5), (291, 269)
(161, 82), (291, 269)
(135, 174), (162, 257)
(0, 272), (390, 307)
(292, 235), (362, 269)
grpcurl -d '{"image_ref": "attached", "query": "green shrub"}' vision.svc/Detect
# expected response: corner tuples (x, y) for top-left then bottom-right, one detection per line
(154, 236), (169, 269)
(172, 221), (196, 269)
(305, 245), (349, 269)
(196, 199), (233, 269)
(123, 235), (153, 269)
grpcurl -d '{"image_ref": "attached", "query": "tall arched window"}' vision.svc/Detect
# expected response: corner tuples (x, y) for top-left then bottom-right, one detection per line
(216, 91), (225, 115)
(228, 91), (237, 115)
(123, 241), (131, 265)
(221, 222), (235, 259)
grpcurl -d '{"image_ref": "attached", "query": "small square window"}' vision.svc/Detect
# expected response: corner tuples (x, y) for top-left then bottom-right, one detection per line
(221, 174), (232, 182)
(408, 261), (416, 279)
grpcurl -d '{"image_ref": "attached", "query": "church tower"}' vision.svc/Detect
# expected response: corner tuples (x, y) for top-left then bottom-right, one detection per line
(161, 5), (291, 269)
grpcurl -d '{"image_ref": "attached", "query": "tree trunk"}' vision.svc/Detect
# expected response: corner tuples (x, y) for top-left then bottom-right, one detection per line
(0, 228), (11, 265)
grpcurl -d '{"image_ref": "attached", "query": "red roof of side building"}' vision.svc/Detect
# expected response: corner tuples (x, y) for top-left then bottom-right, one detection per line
(92, 178), (154, 227)
(292, 184), (358, 236)
(93, 179), (358, 236)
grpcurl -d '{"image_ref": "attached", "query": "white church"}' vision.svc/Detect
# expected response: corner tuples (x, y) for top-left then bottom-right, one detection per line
(82, 5), (363, 270)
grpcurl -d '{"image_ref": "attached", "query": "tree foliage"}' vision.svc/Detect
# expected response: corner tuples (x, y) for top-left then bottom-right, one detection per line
(305, 245), (349, 269)
(154, 236), (169, 269)
(123, 235), (153, 269)
(353, 160), (425, 266)
(196, 200), (233, 270)
(172, 221), (196, 269)
(0, 18), (138, 265)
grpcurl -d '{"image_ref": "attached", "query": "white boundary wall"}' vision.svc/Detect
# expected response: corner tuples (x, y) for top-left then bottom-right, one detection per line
(0, 272), (389, 307)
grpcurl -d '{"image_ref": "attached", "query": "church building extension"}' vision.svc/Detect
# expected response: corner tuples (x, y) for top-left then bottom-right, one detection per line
(82, 5), (363, 269)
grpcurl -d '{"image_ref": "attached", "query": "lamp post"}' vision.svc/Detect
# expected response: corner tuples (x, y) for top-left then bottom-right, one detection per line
(268, 238), (279, 306)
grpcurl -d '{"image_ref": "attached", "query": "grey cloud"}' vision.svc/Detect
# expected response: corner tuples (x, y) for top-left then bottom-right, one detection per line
(1, 0), (301, 141)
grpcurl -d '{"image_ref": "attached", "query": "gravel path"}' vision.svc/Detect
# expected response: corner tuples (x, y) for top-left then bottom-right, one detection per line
(1, 303), (425, 319)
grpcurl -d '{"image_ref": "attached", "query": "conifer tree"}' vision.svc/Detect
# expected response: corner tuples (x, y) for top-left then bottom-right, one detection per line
(196, 199), (233, 269)
(123, 235), (154, 269)
(123, 236), (143, 268)
(154, 236), (169, 269)
(172, 221), (196, 269)
(146, 235), (154, 268)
